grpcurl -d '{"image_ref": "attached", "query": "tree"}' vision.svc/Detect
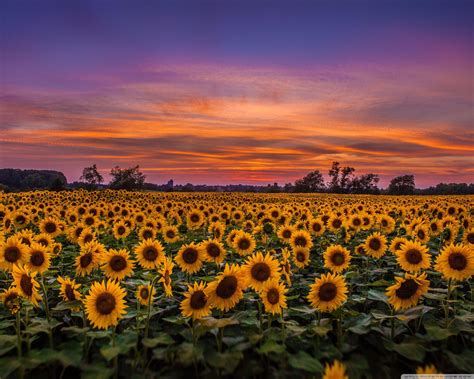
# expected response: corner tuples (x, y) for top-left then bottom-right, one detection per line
(109, 165), (146, 191)
(350, 173), (380, 194)
(49, 177), (66, 191)
(387, 175), (415, 195)
(294, 170), (326, 193)
(327, 161), (355, 193)
(80, 164), (104, 190)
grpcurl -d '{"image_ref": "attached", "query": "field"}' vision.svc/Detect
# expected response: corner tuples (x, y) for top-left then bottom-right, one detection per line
(0, 191), (473, 378)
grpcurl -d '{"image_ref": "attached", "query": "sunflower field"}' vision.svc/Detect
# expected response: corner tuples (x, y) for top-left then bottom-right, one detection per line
(0, 190), (473, 378)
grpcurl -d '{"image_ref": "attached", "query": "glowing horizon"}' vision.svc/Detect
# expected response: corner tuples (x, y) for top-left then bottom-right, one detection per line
(1, 1), (473, 187)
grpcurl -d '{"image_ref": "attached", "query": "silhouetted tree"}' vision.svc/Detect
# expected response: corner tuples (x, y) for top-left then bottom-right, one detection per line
(350, 173), (380, 194)
(294, 170), (326, 192)
(328, 162), (355, 193)
(80, 164), (104, 190)
(49, 177), (66, 191)
(109, 165), (146, 191)
(388, 175), (415, 195)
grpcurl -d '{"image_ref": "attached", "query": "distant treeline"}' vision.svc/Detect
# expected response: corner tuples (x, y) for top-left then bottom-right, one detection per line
(1, 167), (473, 195)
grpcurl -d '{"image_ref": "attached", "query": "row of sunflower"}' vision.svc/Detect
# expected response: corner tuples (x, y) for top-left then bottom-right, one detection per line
(0, 190), (473, 378)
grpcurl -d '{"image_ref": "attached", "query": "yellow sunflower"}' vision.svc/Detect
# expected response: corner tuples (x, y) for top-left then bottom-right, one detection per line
(39, 217), (61, 238)
(163, 225), (180, 243)
(323, 244), (351, 273)
(180, 281), (211, 320)
(242, 252), (281, 291)
(75, 245), (100, 276)
(136, 284), (156, 306)
(280, 248), (293, 286)
(463, 228), (474, 246)
(199, 239), (226, 264)
(25, 242), (51, 274)
(208, 221), (226, 240)
(1, 287), (20, 314)
(307, 273), (348, 312)
(292, 247), (310, 269)
(322, 360), (349, 379)
(232, 231), (256, 256)
(434, 243), (473, 281)
(260, 278), (287, 315)
(85, 280), (127, 329)
(134, 239), (165, 269)
(416, 364), (439, 375)
(175, 243), (203, 274)
(364, 232), (387, 258)
(159, 257), (174, 297)
(413, 224), (430, 243)
(290, 230), (313, 251)
(0, 236), (29, 271)
(101, 249), (135, 281)
(112, 220), (130, 240)
(205, 264), (246, 312)
(57, 276), (82, 302)
(12, 265), (41, 307)
(386, 272), (430, 311)
(277, 224), (294, 243)
(389, 237), (409, 254)
(395, 240), (431, 273)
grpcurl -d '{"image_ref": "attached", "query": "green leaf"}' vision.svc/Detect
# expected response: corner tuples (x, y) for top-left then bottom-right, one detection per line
(100, 345), (121, 361)
(197, 317), (239, 329)
(288, 351), (323, 373)
(0, 356), (21, 377)
(312, 324), (333, 337)
(82, 364), (114, 379)
(206, 351), (243, 374)
(447, 350), (474, 372)
(142, 333), (175, 348)
(424, 321), (457, 341)
(368, 290), (388, 304)
(257, 339), (285, 355)
(385, 341), (426, 362)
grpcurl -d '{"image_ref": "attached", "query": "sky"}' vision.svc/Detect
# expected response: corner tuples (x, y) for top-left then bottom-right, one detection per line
(1, 0), (473, 187)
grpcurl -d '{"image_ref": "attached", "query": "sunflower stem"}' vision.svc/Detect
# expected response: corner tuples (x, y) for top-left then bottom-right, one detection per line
(40, 275), (54, 349)
(144, 275), (159, 339)
(112, 327), (118, 379)
(15, 307), (22, 358)
(257, 300), (263, 334)
(444, 278), (452, 328)
(336, 312), (343, 349)
(390, 307), (395, 340)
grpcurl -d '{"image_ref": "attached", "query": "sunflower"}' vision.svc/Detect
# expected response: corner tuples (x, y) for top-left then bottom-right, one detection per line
(323, 244), (351, 273)
(1, 287), (20, 314)
(386, 272), (429, 311)
(378, 215), (395, 233)
(17, 229), (35, 247)
(205, 264), (246, 312)
(34, 233), (54, 250)
(163, 225), (179, 243)
(85, 280), (127, 329)
(260, 278), (287, 315)
(322, 360), (349, 379)
(186, 210), (204, 229)
(199, 239), (226, 264)
(138, 226), (156, 241)
(75, 245), (100, 276)
(12, 265), (41, 306)
(290, 230), (313, 252)
(413, 224), (430, 243)
(136, 284), (156, 306)
(280, 248), (293, 286)
(113, 221), (130, 240)
(68, 223), (87, 243)
(395, 240), (431, 273)
(277, 225), (294, 243)
(180, 281), (211, 320)
(463, 228), (474, 246)
(242, 252), (281, 291)
(0, 236), (29, 271)
(225, 229), (239, 248)
(364, 232), (387, 258)
(159, 257), (174, 297)
(39, 217), (61, 238)
(175, 243), (203, 274)
(416, 364), (439, 375)
(77, 227), (96, 247)
(101, 249), (135, 281)
(327, 214), (345, 232)
(292, 247), (310, 269)
(57, 276), (82, 302)
(354, 244), (366, 255)
(208, 221), (226, 240)
(389, 237), (408, 254)
(233, 231), (256, 256)
(134, 239), (165, 269)
(347, 215), (363, 232)
(307, 273), (348, 312)
(434, 244), (474, 281)
(308, 218), (325, 236)
(25, 242), (51, 274)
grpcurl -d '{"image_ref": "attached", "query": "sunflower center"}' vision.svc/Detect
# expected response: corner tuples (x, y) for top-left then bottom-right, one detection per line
(207, 244), (221, 257)
(332, 219), (342, 228)
(16, 215), (26, 224)
(294, 237), (307, 247)
(190, 214), (199, 223)
(331, 252), (345, 266)
(296, 251), (306, 262)
(95, 292), (116, 315)
(166, 230), (175, 238)
(417, 230), (425, 239)
(381, 220), (388, 227)
(394, 242), (402, 251)
(216, 276), (238, 299)
(448, 252), (467, 271)
(251, 262), (271, 282)
(45, 222), (57, 233)
(430, 223), (438, 232)
(117, 226), (126, 235)
(65, 284), (76, 300)
(318, 282), (337, 301)
(30, 251), (45, 266)
(140, 288), (149, 299)
(110, 255), (127, 271)
(20, 274), (33, 296)
(353, 218), (361, 226)
(405, 249), (422, 264)
(182, 248), (198, 264)
(4, 247), (20, 262)
(83, 234), (93, 243)
(5, 292), (18, 304)
(395, 279), (419, 299)
(143, 247), (158, 261)
(283, 230), (292, 238)
(369, 238), (381, 251)
(80, 253), (93, 267)
(143, 230), (153, 239)
(267, 288), (280, 305)
(467, 233), (474, 244)
(190, 290), (207, 309)
(238, 238), (250, 250)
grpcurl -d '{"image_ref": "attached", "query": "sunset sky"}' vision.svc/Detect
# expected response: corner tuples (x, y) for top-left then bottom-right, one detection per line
(1, 0), (473, 187)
